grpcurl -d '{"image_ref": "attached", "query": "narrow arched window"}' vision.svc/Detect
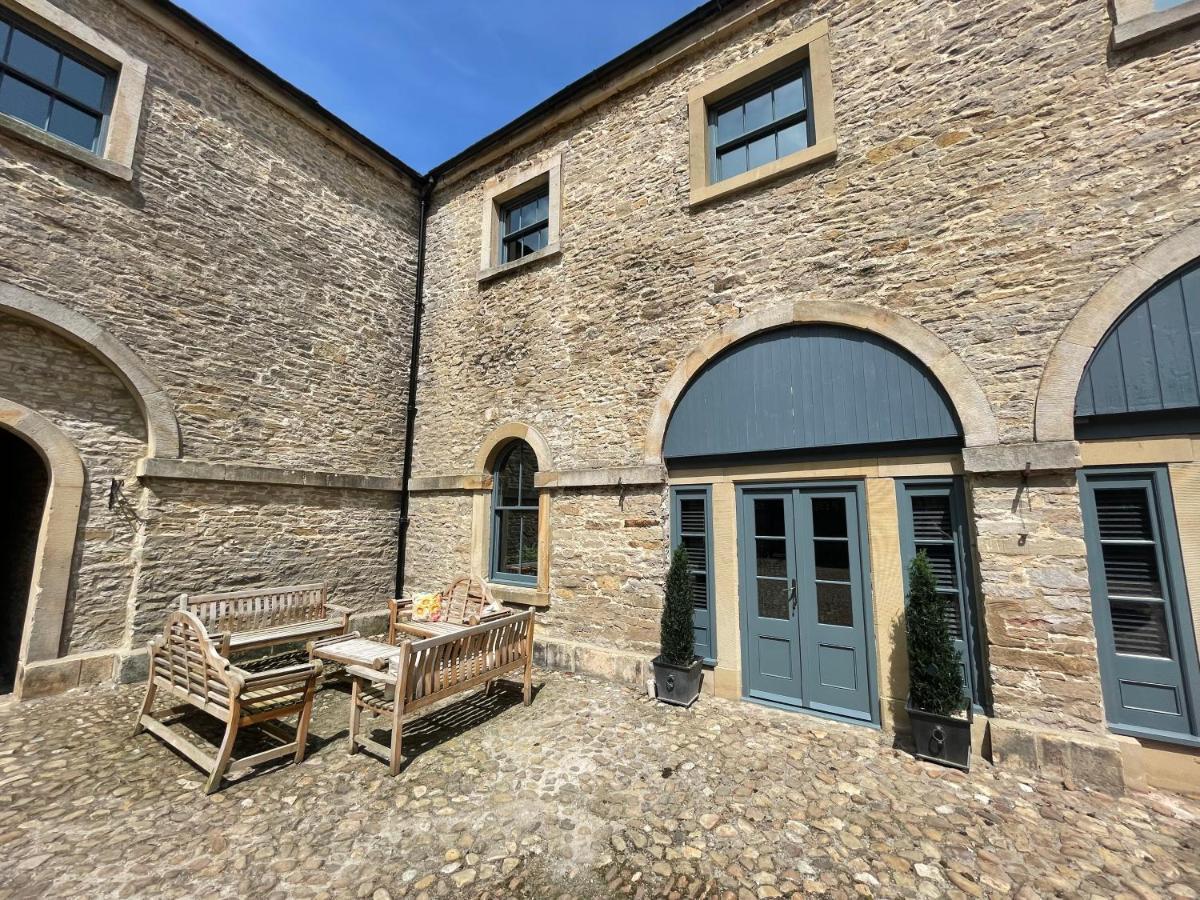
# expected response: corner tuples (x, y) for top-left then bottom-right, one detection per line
(491, 441), (539, 585)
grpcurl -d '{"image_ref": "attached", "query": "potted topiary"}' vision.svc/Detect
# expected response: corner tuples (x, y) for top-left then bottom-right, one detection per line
(905, 551), (972, 770)
(652, 545), (703, 706)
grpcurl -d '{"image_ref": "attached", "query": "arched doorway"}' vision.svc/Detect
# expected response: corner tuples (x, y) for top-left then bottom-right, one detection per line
(0, 428), (48, 694)
(657, 314), (993, 727)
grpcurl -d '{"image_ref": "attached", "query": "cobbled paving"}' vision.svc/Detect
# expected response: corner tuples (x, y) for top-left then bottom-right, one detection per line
(1, 671), (1198, 899)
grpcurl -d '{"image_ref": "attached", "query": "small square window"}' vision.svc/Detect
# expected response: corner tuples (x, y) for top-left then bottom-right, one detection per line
(0, 9), (114, 153)
(500, 186), (550, 264)
(688, 20), (837, 206)
(478, 154), (562, 281)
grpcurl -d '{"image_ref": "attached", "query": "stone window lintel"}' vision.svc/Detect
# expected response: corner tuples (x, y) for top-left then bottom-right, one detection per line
(688, 18), (836, 207)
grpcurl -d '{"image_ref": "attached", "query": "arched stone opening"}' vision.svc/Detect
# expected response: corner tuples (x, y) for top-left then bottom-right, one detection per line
(0, 428), (49, 693)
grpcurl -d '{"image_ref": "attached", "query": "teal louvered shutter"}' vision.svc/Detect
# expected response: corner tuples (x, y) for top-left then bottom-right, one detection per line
(672, 487), (715, 663)
(897, 479), (985, 709)
(1080, 468), (1200, 741)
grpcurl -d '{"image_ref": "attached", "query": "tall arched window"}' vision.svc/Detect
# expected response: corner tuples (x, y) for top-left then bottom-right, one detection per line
(491, 440), (539, 585)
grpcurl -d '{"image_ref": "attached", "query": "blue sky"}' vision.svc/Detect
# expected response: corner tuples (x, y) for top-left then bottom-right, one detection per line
(173, 1), (703, 172)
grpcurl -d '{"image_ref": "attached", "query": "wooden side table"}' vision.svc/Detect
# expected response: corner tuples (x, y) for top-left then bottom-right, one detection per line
(309, 632), (406, 670)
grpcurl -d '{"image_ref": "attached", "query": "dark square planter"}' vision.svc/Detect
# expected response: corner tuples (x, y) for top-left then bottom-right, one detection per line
(652, 655), (702, 707)
(907, 699), (973, 771)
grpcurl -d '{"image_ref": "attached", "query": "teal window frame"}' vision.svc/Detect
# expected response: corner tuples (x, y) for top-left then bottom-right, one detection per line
(671, 485), (716, 665)
(498, 185), (550, 264)
(0, 7), (115, 153)
(1080, 466), (1200, 747)
(489, 441), (539, 587)
(706, 61), (813, 185)
(896, 477), (988, 712)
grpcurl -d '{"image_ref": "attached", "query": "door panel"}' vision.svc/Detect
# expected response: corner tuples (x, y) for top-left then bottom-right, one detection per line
(1081, 471), (1197, 736)
(742, 494), (804, 703)
(796, 490), (873, 719)
(740, 484), (875, 722)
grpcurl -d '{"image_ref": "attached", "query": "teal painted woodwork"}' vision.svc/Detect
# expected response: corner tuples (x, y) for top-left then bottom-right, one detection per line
(664, 325), (962, 461)
(490, 441), (538, 586)
(737, 482), (877, 724)
(671, 486), (716, 663)
(896, 478), (987, 711)
(1080, 467), (1200, 744)
(1076, 263), (1200, 433)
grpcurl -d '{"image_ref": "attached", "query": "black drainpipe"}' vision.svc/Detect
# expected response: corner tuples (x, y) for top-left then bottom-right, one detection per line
(396, 176), (435, 596)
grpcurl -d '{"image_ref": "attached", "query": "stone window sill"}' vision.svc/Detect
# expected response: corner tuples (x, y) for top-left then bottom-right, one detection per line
(689, 138), (837, 208)
(1113, 0), (1200, 48)
(477, 243), (561, 284)
(488, 580), (550, 609)
(0, 114), (132, 181)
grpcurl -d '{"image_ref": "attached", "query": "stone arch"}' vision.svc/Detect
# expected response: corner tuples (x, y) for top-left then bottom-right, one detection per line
(1035, 223), (1200, 442)
(0, 280), (182, 458)
(0, 399), (84, 673)
(643, 300), (999, 465)
(473, 422), (554, 474)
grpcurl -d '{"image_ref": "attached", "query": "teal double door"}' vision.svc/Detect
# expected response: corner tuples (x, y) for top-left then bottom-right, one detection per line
(738, 483), (876, 723)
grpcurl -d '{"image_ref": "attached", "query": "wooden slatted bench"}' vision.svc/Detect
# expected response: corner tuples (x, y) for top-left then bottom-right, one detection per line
(179, 582), (351, 655)
(389, 576), (510, 642)
(134, 610), (323, 793)
(346, 609), (535, 774)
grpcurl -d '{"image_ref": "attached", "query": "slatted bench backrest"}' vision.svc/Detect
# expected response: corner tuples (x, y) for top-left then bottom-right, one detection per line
(398, 610), (533, 713)
(182, 583), (328, 633)
(441, 577), (494, 626)
(151, 610), (234, 712)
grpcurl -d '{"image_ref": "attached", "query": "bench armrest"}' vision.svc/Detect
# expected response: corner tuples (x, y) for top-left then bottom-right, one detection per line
(234, 660), (323, 691)
(325, 603), (353, 628)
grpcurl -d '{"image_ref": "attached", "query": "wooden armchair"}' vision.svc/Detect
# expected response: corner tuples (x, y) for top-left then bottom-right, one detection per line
(388, 576), (511, 642)
(134, 610), (323, 793)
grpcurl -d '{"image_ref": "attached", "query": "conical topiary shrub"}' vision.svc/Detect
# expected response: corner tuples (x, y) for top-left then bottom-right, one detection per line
(905, 550), (965, 716)
(660, 545), (695, 666)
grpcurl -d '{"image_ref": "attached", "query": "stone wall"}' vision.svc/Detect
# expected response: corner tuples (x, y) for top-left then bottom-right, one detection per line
(0, 314), (146, 653)
(406, 0), (1200, 745)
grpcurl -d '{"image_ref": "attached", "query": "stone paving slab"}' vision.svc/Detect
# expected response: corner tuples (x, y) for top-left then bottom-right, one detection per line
(0, 671), (1197, 899)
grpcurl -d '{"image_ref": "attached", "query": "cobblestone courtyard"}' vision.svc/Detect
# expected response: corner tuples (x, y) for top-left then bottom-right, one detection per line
(1, 671), (1198, 899)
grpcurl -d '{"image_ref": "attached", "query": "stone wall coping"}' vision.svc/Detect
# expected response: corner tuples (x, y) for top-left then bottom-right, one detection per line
(137, 457), (404, 492)
(962, 441), (1082, 474)
(409, 465), (666, 493)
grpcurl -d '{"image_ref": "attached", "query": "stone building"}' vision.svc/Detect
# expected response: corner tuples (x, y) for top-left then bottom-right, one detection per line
(2, 0), (1200, 795)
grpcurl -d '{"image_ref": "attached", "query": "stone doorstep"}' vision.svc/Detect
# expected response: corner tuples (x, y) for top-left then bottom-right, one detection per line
(533, 635), (655, 689)
(16, 650), (117, 699)
(989, 717), (1136, 797)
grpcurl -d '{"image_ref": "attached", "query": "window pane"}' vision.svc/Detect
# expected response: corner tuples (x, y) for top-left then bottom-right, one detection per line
(715, 104), (742, 145)
(746, 133), (775, 170)
(814, 539), (850, 582)
(7, 28), (58, 84)
(497, 442), (537, 506)
(753, 498), (786, 537)
(535, 192), (549, 223)
(817, 582), (853, 626)
(0, 75), (51, 129)
(717, 145), (747, 180)
(515, 510), (538, 577)
(776, 122), (808, 158)
(755, 537), (787, 579)
(1102, 544), (1162, 598)
(1111, 601), (1171, 657)
(0, 23), (10, 54)
(773, 73), (807, 118)
(57, 56), (106, 109)
(497, 510), (537, 577)
(812, 497), (847, 538)
(911, 495), (952, 540)
(743, 90), (772, 133)
(756, 579), (789, 620)
(47, 99), (98, 149)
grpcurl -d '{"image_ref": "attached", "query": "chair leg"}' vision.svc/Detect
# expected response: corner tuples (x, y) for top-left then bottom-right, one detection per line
(389, 706), (404, 776)
(132, 674), (158, 736)
(205, 716), (240, 795)
(294, 677), (317, 764)
(348, 677), (362, 756)
(523, 657), (533, 706)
